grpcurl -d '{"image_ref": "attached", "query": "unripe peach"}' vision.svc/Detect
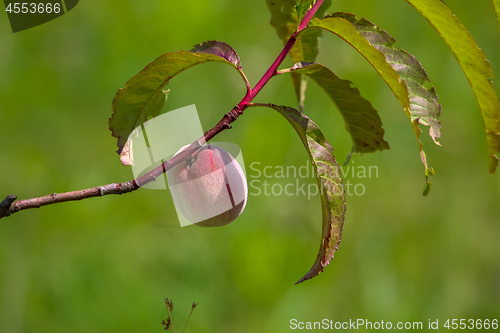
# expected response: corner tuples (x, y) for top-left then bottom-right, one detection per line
(166, 144), (247, 227)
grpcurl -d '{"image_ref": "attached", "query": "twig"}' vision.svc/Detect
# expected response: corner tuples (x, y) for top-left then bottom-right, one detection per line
(182, 302), (198, 333)
(0, 2), (324, 220)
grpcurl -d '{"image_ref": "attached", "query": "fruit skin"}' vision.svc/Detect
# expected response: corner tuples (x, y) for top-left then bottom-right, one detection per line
(166, 144), (247, 227)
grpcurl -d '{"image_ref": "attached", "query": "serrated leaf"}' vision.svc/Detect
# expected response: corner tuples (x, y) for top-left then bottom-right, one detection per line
(266, 0), (331, 112)
(285, 62), (389, 154)
(308, 14), (441, 194)
(493, 0), (500, 34)
(110, 41), (247, 155)
(407, 0), (500, 173)
(252, 103), (346, 284)
(332, 13), (442, 145)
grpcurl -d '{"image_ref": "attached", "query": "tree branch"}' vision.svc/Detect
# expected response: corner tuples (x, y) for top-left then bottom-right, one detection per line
(0, 3), (323, 220)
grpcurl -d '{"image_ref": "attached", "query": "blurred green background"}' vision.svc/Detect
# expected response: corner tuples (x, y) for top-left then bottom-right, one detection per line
(1, 1), (499, 332)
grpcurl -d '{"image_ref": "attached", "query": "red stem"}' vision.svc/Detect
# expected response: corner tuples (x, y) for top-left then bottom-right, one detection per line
(238, 0), (324, 110)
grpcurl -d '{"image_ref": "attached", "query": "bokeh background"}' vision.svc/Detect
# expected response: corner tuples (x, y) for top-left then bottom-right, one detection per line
(1, 1), (499, 332)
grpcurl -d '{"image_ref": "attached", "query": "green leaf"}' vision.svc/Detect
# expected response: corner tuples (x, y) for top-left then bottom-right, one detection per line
(332, 13), (442, 144)
(294, 0), (314, 23)
(290, 22), (330, 112)
(251, 103), (346, 284)
(265, 0), (331, 112)
(282, 62), (390, 154)
(493, 0), (500, 34)
(109, 41), (247, 155)
(266, 0), (320, 42)
(407, 0), (500, 173)
(308, 14), (442, 194)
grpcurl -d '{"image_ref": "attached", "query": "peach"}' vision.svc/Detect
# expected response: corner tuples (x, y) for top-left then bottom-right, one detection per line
(166, 144), (247, 227)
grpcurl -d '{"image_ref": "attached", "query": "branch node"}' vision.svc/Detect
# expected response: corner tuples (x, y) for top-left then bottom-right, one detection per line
(227, 105), (242, 122)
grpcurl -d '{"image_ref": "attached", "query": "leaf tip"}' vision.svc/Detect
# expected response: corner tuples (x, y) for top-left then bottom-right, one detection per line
(489, 154), (499, 174)
(190, 40), (241, 68)
(430, 127), (442, 146)
(295, 267), (325, 285)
